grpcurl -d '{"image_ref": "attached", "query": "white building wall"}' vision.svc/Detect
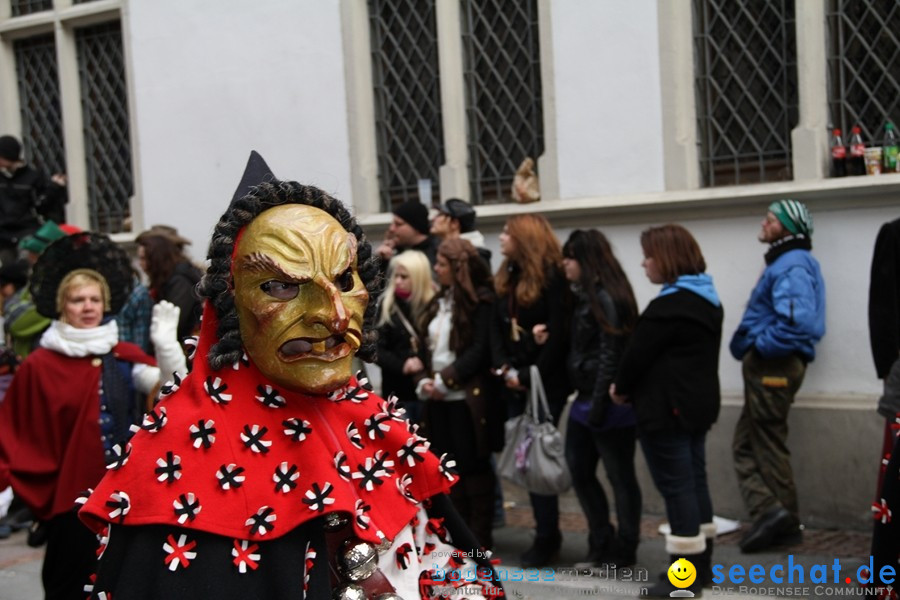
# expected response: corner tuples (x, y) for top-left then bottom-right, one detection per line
(119, 0), (891, 408)
(125, 0), (352, 261)
(550, 0), (665, 198)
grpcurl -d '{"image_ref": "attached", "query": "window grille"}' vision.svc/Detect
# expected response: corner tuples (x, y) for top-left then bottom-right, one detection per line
(368, 0), (443, 211)
(826, 1), (900, 145)
(14, 33), (66, 176)
(10, 0), (51, 17)
(461, 0), (543, 205)
(693, 0), (798, 186)
(72, 0), (100, 4)
(76, 21), (133, 234)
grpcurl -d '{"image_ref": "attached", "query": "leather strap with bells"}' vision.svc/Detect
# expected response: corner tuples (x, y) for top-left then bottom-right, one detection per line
(324, 512), (401, 600)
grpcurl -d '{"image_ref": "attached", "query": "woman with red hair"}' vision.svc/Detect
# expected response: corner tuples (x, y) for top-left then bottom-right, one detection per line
(611, 224), (723, 596)
(491, 214), (569, 567)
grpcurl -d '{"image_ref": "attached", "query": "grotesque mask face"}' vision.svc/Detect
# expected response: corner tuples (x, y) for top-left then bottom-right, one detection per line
(232, 205), (368, 394)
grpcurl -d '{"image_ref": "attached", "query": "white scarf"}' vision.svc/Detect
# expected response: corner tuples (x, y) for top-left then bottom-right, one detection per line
(40, 320), (119, 357)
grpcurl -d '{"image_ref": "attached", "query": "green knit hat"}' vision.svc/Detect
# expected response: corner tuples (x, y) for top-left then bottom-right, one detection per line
(768, 199), (813, 236)
(19, 221), (65, 254)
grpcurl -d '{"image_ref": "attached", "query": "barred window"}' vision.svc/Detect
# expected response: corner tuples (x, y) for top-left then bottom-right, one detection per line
(14, 33), (65, 176)
(693, 0), (798, 186)
(461, 0), (543, 205)
(826, 1), (900, 145)
(76, 21), (133, 234)
(10, 0), (52, 17)
(368, 0), (443, 211)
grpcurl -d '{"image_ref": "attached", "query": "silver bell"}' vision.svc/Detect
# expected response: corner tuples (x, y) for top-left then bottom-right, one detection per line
(324, 511), (350, 532)
(336, 538), (378, 581)
(332, 583), (367, 600)
(374, 537), (393, 554)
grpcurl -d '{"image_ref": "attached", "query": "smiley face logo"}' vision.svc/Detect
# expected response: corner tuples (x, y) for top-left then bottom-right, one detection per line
(667, 557), (697, 589)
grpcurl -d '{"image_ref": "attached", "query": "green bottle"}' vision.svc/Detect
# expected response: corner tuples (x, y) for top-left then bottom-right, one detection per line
(884, 122), (899, 173)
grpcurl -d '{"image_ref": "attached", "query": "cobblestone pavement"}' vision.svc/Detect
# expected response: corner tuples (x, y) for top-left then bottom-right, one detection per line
(506, 505), (872, 559)
(0, 504), (875, 599)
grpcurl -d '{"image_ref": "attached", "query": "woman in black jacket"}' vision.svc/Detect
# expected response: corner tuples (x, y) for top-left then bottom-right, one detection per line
(417, 238), (497, 549)
(491, 214), (568, 568)
(375, 250), (434, 423)
(562, 229), (642, 568)
(136, 229), (203, 340)
(611, 224), (723, 597)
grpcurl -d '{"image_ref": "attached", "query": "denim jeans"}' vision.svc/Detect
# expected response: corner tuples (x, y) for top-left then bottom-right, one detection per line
(640, 428), (713, 538)
(565, 416), (642, 553)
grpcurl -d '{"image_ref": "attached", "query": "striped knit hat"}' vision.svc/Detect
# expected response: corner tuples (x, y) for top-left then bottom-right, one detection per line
(768, 199), (813, 236)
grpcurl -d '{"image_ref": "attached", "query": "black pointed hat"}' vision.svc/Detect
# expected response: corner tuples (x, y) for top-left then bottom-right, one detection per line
(31, 232), (134, 318)
(229, 151), (276, 209)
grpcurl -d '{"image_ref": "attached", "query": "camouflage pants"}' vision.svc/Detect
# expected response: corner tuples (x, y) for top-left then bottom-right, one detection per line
(732, 350), (806, 522)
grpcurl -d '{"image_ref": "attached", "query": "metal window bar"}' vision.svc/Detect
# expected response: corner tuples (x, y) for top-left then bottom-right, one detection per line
(368, 0), (444, 212)
(75, 20), (133, 234)
(14, 33), (66, 177)
(693, 0), (798, 187)
(826, 0), (900, 146)
(461, 0), (543, 205)
(10, 0), (52, 17)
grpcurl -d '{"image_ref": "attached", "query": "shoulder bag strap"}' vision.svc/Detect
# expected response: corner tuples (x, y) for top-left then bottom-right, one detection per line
(529, 364), (552, 423)
(391, 304), (421, 354)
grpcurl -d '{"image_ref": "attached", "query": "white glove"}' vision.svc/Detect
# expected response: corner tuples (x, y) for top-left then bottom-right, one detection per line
(151, 301), (187, 382)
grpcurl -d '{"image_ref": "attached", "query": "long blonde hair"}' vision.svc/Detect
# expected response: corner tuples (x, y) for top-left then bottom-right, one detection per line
(377, 250), (435, 326)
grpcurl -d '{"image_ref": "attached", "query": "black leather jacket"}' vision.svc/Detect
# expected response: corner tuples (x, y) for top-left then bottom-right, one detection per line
(566, 285), (626, 409)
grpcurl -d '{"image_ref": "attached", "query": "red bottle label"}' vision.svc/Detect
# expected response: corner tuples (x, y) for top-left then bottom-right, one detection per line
(832, 146), (846, 159)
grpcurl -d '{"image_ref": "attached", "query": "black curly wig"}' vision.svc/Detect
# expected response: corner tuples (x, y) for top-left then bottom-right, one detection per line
(199, 174), (382, 372)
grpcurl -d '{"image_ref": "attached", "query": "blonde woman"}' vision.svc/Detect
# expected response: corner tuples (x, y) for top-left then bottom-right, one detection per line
(376, 250), (435, 423)
(0, 233), (185, 599)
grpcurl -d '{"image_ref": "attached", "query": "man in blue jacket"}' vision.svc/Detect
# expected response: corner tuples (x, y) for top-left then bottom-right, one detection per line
(730, 199), (826, 553)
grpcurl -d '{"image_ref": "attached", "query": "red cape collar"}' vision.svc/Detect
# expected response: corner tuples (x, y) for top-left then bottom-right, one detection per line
(80, 303), (455, 544)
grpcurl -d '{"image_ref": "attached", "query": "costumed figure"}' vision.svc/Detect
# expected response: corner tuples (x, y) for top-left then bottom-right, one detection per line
(79, 153), (502, 600)
(0, 232), (186, 600)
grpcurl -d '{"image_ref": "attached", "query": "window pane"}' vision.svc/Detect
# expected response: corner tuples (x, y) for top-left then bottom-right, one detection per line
(10, 0), (52, 17)
(462, 0), (543, 205)
(76, 21), (133, 234)
(693, 0), (798, 186)
(14, 33), (66, 177)
(826, 0), (900, 145)
(368, 0), (443, 211)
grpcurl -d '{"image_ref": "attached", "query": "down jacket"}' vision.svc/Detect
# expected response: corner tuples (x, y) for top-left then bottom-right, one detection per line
(730, 245), (825, 362)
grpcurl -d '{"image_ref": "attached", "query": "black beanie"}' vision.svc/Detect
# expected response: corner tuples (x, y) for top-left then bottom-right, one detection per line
(393, 200), (430, 235)
(0, 136), (21, 162)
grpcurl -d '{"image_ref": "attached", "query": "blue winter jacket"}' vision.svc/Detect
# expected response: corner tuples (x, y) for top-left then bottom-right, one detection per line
(729, 248), (826, 362)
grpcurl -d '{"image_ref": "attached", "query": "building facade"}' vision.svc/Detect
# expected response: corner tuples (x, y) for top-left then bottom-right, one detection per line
(1, 0), (898, 528)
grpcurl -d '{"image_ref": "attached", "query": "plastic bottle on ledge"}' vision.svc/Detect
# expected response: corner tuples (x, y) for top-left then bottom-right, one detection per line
(847, 126), (866, 176)
(830, 128), (846, 177)
(884, 122), (899, 173)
